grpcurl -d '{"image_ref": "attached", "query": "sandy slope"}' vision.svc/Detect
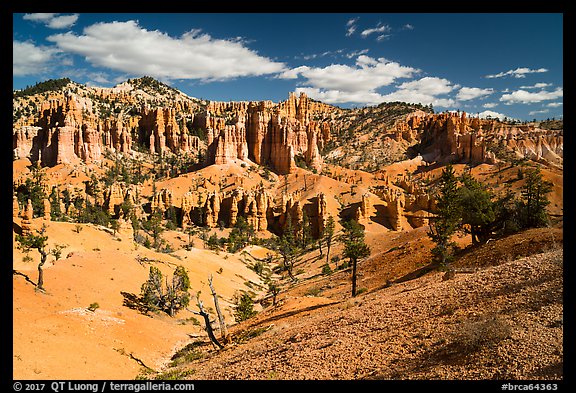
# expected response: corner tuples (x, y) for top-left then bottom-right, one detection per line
(13, 218), (265, 380)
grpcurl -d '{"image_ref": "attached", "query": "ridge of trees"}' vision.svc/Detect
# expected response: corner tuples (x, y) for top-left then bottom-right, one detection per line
(14, 78), (73, 98)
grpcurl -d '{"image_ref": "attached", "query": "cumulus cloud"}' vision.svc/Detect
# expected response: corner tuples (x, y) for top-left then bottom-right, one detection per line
(456, 87), (494, 101)
(280, 56), (436, 106)
(279, 55), (418, 93)
(483, 102), (498, 108)
(396, 77), (459, 96)
(403, 24), (414, 30)
(295, 74), (458, 107)
(46, 20), (286, 82)
(379, 77), (459, 108)
(477, 110), (511, 120)
(23, 13), (79, 29)
(485, 67), (548, 79)
(13, 40), (59, 76)
(499, 87), (563, 104)
(295, 87), (387, 106)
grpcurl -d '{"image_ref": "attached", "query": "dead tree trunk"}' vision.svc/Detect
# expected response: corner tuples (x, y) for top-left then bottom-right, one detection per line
(37, 249), (47, 292)
(189, 295), (223, 350)
(208, 274), (230, 344)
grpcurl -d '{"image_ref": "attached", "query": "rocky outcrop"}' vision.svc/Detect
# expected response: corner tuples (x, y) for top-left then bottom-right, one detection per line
(105, 183), (126, 215)
(13, 126), (42, 161)
(151, 189), (174, 213)
(229, 189), (242, 227)
(138, 106), (200, 155)
(13, 195), (20, 217)
(243, 188), (271, 231)
(21, 199), (33, 235)
(387, 197), (404, 231)
(117, 217), (134, 239)
(203, 92), (335, 174)
(180, 191), (195, 228)
(413, 111), (563, 167)
(204, 191), (221, 228)
(306, 192), (328, 238)
(43, 198), (51, 220)
(356, 193), (373, 224)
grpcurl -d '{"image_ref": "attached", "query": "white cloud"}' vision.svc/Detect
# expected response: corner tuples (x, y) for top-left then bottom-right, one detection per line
(403, 24), (414, 30)
(345, 49), (369, 59)
(346, 17), (359, 36)
(477, 110), (511, 120)
(376, 34), (391, 42)
(279, 55), (418, 93)
(13, 40), (58, 76)
(288, 70), (461, 108)
(23, 13), (55, 22)
(396, 77), (458, 96)
(456, 87), (494, 101)
(361, 23), (391, 37)
(528, 109), (549, 116)
(546, 102), (563, 107)
(483, 102), (498, 108)
(46, 20), (285, 82)
(519, 82), (552, 89)
(500, 87), (563, 104)
(300, 49), (345, 61)
(283, 57), (457, 107)
(485, 67), (548, 79)
(23, 13), (78, 29)
(379, 77), (459, 108)
(346, 17), (358, 27)
(295, 87), (387, 106)
(298, 76), (458, 107)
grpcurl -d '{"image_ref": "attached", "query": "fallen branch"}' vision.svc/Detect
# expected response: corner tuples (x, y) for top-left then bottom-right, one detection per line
(114, 348), (155, 372)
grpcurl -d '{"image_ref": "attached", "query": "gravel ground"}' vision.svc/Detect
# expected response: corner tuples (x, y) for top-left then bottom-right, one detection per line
(180, 248), (563, 380)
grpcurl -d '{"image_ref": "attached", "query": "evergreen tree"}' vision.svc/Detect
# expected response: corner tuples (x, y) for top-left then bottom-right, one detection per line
(15, 224), (49, 292)
(16, 164), (47, 218)
(341, 219), (370, 297)
(457, 173), (495, 245)
(276, 215), (300, 281)
(517, 167), (553, 228)
(323, 215), (336, 266)
(233, 292), (256, 322)
(48, 187), (63, 221)
(140, 265), (190, 317)
(143, 209), (165, 250)
(427, 164), (461, 267)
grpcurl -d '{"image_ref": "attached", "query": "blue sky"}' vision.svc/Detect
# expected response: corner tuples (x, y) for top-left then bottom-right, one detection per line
(13, 13), (563, 121)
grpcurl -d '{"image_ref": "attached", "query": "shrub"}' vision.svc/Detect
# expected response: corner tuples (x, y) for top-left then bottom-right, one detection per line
(233, 292), (256, 322)
(140, 265), (191, 317)
(321, 263), (333, 275)
(450, 315), (511, 352)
